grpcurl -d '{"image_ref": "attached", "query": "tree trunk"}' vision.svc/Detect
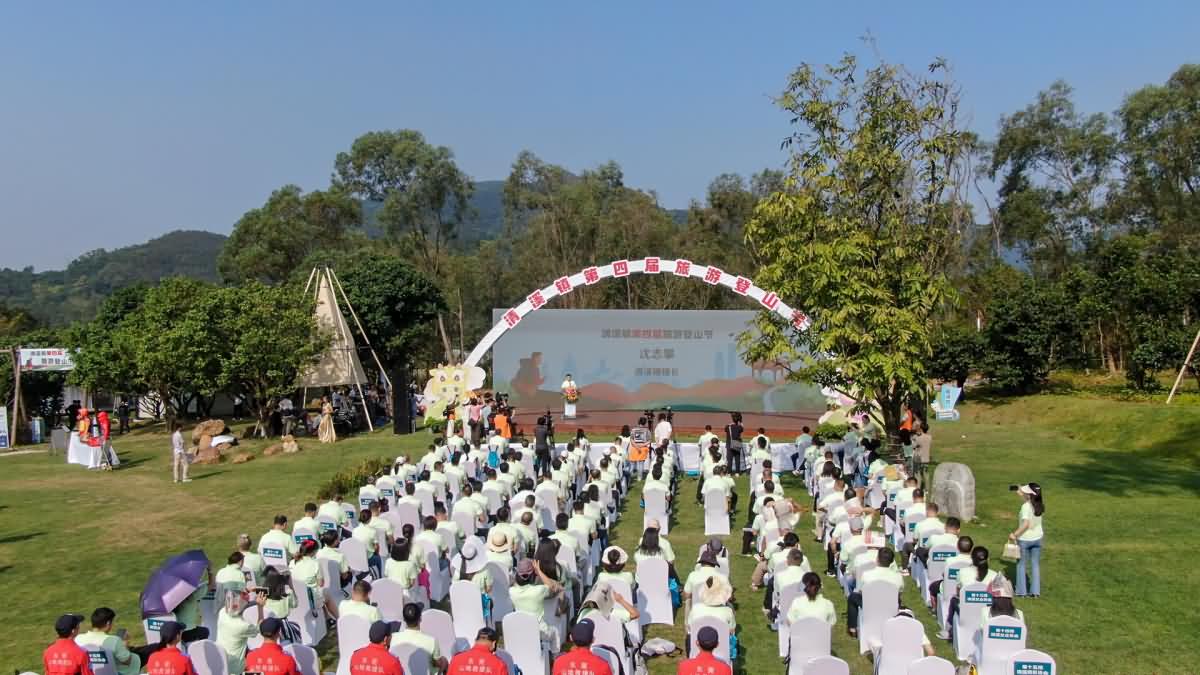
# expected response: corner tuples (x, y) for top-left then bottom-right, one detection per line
(435, 313), (454, 363)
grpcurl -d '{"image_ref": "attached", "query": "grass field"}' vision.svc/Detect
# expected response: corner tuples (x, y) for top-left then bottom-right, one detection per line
(3, 392), (1199, 673)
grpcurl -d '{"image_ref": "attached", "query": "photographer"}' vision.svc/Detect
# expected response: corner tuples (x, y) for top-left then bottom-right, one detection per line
(534, 414), (554, 476)
(725, 412), (745, 474)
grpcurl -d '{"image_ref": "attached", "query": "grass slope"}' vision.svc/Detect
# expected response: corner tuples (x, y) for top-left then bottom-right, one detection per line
(3, 393), (1199, 673)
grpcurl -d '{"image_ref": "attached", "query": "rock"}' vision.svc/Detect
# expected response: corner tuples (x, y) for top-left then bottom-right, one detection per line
(282, 435), (299, 453)
(263, 443), (284, 456)
(191, 419), (227, 444)
(231, 452), (255, 464)
(932, 462), (976, 521)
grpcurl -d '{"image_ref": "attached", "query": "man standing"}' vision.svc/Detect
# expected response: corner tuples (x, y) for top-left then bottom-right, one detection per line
(912, 422), (932, 486)
(724, 412), (745, 475)
(533, 416), (552, 476)
(448, 628), (506, 675)
(171, 423), (190, 484)
(117, 399), (131, 434)
(653, 413), (673, 446)
(677, 627), (730, 675)
(551, 620), (612, 675)
(350, 621), (405, 675)
(43, 614), (93, 675)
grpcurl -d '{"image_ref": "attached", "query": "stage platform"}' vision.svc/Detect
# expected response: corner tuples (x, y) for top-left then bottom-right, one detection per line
(508, 408), (822, 438)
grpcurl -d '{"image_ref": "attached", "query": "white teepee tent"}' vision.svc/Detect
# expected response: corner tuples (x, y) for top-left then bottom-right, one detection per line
(298, 267), (390, 432)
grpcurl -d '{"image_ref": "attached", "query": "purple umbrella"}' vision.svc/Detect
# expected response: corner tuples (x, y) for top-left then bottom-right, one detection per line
(140, 549), (211, 619)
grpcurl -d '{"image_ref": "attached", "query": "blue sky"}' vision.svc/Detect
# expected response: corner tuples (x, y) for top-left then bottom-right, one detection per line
(1, 2), (1196, 270)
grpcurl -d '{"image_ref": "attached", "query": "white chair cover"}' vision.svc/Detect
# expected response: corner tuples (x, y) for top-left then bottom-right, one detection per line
(503, 611), (548, 675)
(316, 515), (339, 534)
(285, 644), (320, 675)
(427, 549), (450, 602)
(339, 538), (370, 574)
(449, 580), (487, 647)
(786, 618), (831, 675)
(703, 488), (730, 537)
(954, 582), (993, 660)
(335, 615), (371, 675)
(976, 614), (1027, 675)
(421, 608), (457, 659)
(635, 557), (673, 626)
(905, 656), (955, 675)
(453, 511), (478, 540)
(372, 578), (409, 621)
(393, 502), (421, 532)
(642, 488), (669, 535)
(80, 644), (118, 675)
(390, 643), (431, 675)
(874, 616), (924, 675)
(858, 580), (899, 654)
(187, 640), (229, 675)
(587, 612), (631, 675)
(801, 655), (849, 675)
(485, 561), (515, 618)
(483, 488), (503, 516)
(142, 614), (175, 645)
(287, 580), (327, 646)
(775, 581), (804, 656)
(1005, 648), (1056, 675)
(319, 557), (343, 601)
(260, 544), (288, 571)
(687, 615), (730, 663)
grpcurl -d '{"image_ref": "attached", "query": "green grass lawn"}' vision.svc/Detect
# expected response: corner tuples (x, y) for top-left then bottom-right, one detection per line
(3, 393), (1199, 673)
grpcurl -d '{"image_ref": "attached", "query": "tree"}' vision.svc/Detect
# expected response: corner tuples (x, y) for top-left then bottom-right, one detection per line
(928, 323), (983, 389)
(741, 54), (973, 445)
(977, 274), (1075, 393)
(332, 130), (473, 361)
(68, 284), (150, 398)
(211, 282), (326, 436)
(218, 185), (361, 284)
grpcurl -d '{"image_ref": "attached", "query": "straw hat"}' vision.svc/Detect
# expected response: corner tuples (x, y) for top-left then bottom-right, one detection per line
(487, 529), (510, 553)
(460, 539), (488, 574)
(583, 582), (615, 616)
(698, 573), (732, 606)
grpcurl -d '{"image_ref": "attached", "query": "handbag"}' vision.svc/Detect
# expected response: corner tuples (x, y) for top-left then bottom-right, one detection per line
(1002, 542), (1021, 561)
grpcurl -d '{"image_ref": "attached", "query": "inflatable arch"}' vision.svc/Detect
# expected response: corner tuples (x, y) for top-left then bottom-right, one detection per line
(463, 257), (811, 367)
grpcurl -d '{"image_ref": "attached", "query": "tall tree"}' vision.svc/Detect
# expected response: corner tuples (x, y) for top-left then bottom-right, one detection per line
(742, 54), (973, 444)
(218, 185), (361, 284)
(332, 130), (473, 361)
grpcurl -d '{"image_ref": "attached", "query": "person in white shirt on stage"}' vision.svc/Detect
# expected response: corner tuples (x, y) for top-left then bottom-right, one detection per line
(561, 374), (578, 419)
(653, 413), (673, 446)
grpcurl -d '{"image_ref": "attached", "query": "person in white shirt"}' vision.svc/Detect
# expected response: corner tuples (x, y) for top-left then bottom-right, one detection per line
(785, 571), (837, 627)
(790, 426), (813, 476)
(292, 502), (319, 539)
(1010, 483), (1045, 598)
(697, 425), (718, 452)
(317, 494), (348, 530)
(258, 514), (297, 559)
(653, 413), (673, 445)
(171, 422), (190, 483)
(846, 547), (902, 636)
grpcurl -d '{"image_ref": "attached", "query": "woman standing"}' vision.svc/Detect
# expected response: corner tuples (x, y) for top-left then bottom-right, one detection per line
(317, 396), (336, 444)
(1010, 483), (1045, 597)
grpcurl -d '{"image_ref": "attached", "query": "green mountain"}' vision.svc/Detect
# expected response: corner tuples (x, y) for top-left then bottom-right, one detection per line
(0, 230), (226, 325)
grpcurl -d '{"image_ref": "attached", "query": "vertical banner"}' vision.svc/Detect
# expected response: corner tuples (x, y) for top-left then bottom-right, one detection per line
(0, 405), (9, 449)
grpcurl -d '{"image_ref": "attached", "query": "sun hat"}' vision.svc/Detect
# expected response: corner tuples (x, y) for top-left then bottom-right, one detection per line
(698, 549), (719, 567)
(602, 546), (628, 566)
(697, 574), (732, 606)
(583, 582), (615, 616)
(487, 530), (509, 553)
(460, 539), (488, 574)
(1018, 484), (1037, 496)
(988, 574), (1015, 599)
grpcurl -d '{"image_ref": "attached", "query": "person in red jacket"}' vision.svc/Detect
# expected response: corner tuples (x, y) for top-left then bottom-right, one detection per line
(350, 621), (405, 675)
(244, 618), (301, 675)
(44, 614), (94, 675)
(447, 627), (506, 675)
(144, 622), (196, 675)
(552, 620), (612, 675)
(677, 627), (730, 675)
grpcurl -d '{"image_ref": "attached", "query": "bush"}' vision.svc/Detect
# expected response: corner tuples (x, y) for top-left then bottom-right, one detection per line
(814, 422), (849, 440)
(316, 457), (393, 500)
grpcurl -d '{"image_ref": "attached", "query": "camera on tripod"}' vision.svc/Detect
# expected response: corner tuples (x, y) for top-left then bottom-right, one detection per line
(643, 406), (674, 423)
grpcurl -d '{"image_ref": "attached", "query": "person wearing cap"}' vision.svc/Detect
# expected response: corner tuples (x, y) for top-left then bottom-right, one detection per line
(677, 625), (730, 675)
(77, 608), (140, 675)
(339, 579), (384, 623)
(44, 614), (93, 675)
(244, 618), (301, 675)
(511, 558), (566, 650)
(1010, 482), (1045, 598)
(214, 588), (265, 674)
(687, 574), (735, 633)
(349, 620), (405, 675)
(391, 603), (448, 673)
(448, 627), (506, 675)
(552, 620), (613, 675)
(682, 549), (724, 616)
(144, 621), (197, 675)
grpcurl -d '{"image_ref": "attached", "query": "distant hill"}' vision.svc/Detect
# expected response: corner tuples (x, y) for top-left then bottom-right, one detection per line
(0, 230), (226, 325)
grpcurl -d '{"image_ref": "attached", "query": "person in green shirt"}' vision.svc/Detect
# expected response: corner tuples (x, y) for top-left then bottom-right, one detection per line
(215, 590), (264, 674)
(339, 579), (383, 623)
(289, 539), (334, 617)
(238, 534), (266, 582)
(293, 502), (319, 540)
(384, 538), (421, 590)
(316, 530), (352, 589)
(260, 567), (297, 620)
(258, 514), (298, 560)
(214, 552), (248, 593)
(391, 603), (448, 673)
(76, 607), (140, 675)
(509, 559), (564, 653)
(318, 493), (348, 528)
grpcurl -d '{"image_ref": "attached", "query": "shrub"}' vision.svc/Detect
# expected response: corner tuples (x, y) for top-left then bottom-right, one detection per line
(814, 421), (849, 440)
(316, 457), (393, 500)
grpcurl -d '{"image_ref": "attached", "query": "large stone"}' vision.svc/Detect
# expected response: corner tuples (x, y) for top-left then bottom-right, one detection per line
(263, 443), (284, 456)
(231, 452), (255, 464)
(282, 435), (300, 454)
(191, 419), (227, 444)
(932, 462), (976, 521)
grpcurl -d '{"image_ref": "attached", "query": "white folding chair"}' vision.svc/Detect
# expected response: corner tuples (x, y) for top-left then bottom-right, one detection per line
(426, 549), (450, 603)
(975, 615), (1027, 675)
(873, 615), (924, 675)
(449, 580), (487, 650)
(503, 611), (548, 675)
(1004, 648), (1056, 675)
(775, 581), (804, 656)
(906, 656), (955, 675)
(703, 488), (730, 536)
(372, 578), (409, 621)
(954, 582), (993, 660)
(857, 580), (899, 654)
(588, 612), (632, 675)
(485, 561), (515, 620)
(335, 615), (371, 675)
(687, 615), (730, 663)
(390, 643), (431, 675)
(80, 645), (118, 675)
(635, 557), (673, 626)
(802, 655), (850, 675)
(421, 608), (457, 659)
(287, 580), (327, 646)
(786, 618), (831, 675)
(285, 644), (320, 675)
(186, 640), (230, 675)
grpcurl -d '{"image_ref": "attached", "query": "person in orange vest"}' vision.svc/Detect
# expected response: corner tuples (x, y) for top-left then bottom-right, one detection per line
(43, 614), (93, 675)
(447, 627), (507, 675)
(551, 620), (612, 675)
(243, 618), (300, 675)
(144, 622), (197, 675)
(677, 627), (730, 675)
(350, 621), (405, 675)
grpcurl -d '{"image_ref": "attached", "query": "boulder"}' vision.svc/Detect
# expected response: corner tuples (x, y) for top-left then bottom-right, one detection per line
(932, 462), (976, 521)
(263, 443), (284, 456)
(282, 435), (300, 454)
(230, 452), (255, 464)
(191, 419), (227, 444)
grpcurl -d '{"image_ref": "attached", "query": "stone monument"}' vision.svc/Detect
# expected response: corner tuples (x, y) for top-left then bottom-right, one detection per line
(932, 462), (976, 521)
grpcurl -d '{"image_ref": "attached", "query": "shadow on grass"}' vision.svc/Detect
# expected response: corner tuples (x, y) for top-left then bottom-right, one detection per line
(1049, 416), (1200, 496)
(191, 470), (230, 481)
(0, 531), (45, 544)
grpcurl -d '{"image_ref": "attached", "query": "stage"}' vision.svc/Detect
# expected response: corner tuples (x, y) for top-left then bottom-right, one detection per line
(508, 407), (822, 438)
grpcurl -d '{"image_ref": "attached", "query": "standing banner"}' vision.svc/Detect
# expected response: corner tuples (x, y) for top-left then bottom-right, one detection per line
(0, 406), (9, 449)
(17, 348), (75, 372)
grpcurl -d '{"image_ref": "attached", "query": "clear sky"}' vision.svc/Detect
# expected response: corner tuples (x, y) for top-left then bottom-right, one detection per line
(1, 2), (1197, 271)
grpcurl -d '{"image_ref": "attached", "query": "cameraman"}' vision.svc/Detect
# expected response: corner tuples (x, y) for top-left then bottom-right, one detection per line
(533, 414), (553, 476)
(725, 412), (745, 474)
